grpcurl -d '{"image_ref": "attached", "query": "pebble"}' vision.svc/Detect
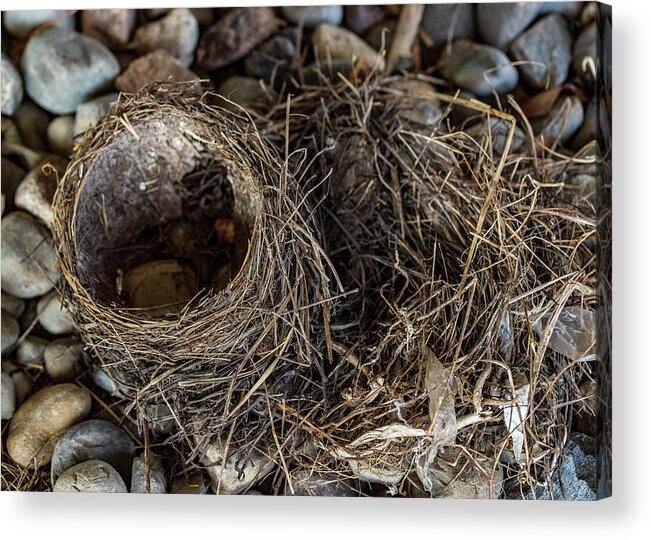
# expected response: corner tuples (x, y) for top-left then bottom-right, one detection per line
(391, 79), (442, 127)
(510, 14), (573, 89)
(1, 211), (60, 298)
(421, 3), (476, 47)
(16, 335), (48, 365)
(2, 10), (74, 39)
(539, 2), (583, 17)
(572, 99), (597, 150)
(44, 337), (83, 381)
(47, 116), (75, 158)
(303, 59), (354, 85)
(7, 383), (91, 468)
(13, 100), (50, 152)
(244, 34), (298, 82)
(467, 117), (526, 155)
(1, 52), (23, 117)
(14, 157), (68, 226)
(74, 93), (119, 135)
(312, 24), (384, 70)
(477, 2), (541, 50)
(581, 3), (597, 26)
(216, 76), (267, 113)
(364, 19), (396, 51)
(11, 370), (34, 403)
(91, 367), (131, 398)
(37, 290), (76, 335)
(171, 471), (208, 494)
(131, 453), (168, 494)
(348, 457), (405, 486)
(443, 40), (519, 96)
(145, 402), (175, 435)
(81, 9), (136, 50)
(281, 6), (344, 28)
(51, 419), (136, 485)
(535, 95), (584, 143)
(575, 379), (598, 436)
(123, 260), (198, 315)
(344, 5), (385, 35)
(287, 471), (355, 496)
(1, 291), (26, 318)
(1, 311), (20, 355)
(53, 460), (128, 493)
(196, 7), (280, 71)
(116, 49), (198, 94)
(202, 439), (276, 495)
(1, 372), (17, 419)
(573, 22), (597, 86)
(2, 159), (26, 214)
(134, 8), (199, 67)
(22, 27), (120, 115)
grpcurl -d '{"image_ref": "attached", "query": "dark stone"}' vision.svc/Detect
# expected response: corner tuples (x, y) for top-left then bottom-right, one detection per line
(422, 3), (476, 47)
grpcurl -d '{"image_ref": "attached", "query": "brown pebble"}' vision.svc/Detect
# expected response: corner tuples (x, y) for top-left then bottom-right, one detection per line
(115, 49), (198, 93)
(81, 9), (136, 50)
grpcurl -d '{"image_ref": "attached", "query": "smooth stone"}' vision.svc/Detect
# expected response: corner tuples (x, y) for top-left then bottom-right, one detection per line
(467, 117), (526, 155)
(477, 2), (541, 50)
(1, 156), (28, 212)
(581, 3), (597, 26)
(81, 9), (136, 50)
(202, 439), (276, 495)
(51, 419), (136, 485)
(91, 367), (131, 398)
(539, 2), (583, 17)
(281, 6), (343, 28)
(216, 76), (267, 113)
(510, 14), (573, 89)
(74, 93), (119, 135)
(391, 79), (442, 126)
(7, 383), (91, 468)
(536, 95), (584, 143)
(1, 52), (23, 117)
(1, 310), (20, 355)
(1, 211), (60, 298)
(1, 291), (26, 318)
(573, 22), (597, 85)
(287, 471), (355, 496)
(14, 157), (67, 226)
(134, 8), (199, 68)
(115, 49), (198, 93)
(364, 19), (396, 51)
(47, 116), (75, 158)
(572, 99), (597, 149)
(344, 5), (385, 35)
(11, 370), (34, 404)
(145, 402), (175, 435)
(2, 10), (74, 39)
(16, 335), (48, 365)
(22, 27), (120, 115)
(422, 3), (476, 47)
(312, 24), (384, 70)
(13, 100), (50, 152)
(443, 40), (519, 96)
(53, 460), (128, 493)
(1, 372), (17, 419)
(303, 59), (354, 85)
(44, 337), (83, 381)
(244, 34), (298, 82)
(196, 7), (280, 71)
(170, 470), (208, 494)
(131, 453), (167, 494)
(123, 260), (197, 314)
(37, 290), (75, 335)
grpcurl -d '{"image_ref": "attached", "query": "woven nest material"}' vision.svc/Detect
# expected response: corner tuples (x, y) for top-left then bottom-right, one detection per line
(261, 71), (605, 497)
(52, 83), (336, 469)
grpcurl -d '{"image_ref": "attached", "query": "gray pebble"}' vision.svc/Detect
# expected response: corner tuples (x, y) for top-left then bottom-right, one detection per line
(510, 14), (573, 89)
(1, 158), (27, 212)
(281, 6), (343, 28)
(539, 2), (583, 18)
(22, 27), (120, 115)
(53, 460), (128, 493)
(535, 95), (584, 143)
(1, 291), (25, 319)
(1, 211), (59, 298)
(11, 370), (33, 403)
(74, 93), (119, 135)
(477, 2), (541, 50)
(37, 290), (75, 335)
(14, 100), (50, 152)
(14, 157), (68, 226)
(344, 5), (385, 35)
(467, 117), (526, 155)
(131, 453), (168, 494)
(443, 40), (519, 96)
(91, 367), (131, 398)
(572, 99), (597, 150)
(44, 337), (83, 381)
(16, 335), (48, 365)
(134, 8), (199, 67)
(573, 22), (597, 86)
(51, 419), (136, 485)
(47, 116), (76, 158)
(421, 3), (476, 47)
(1, 52), (23, 117)
(216, 76), (267, 113)
(2, 10), (74, 39)
(1, 371), (16, 419)
(287, 470), (355, 496)
(244, 34), (298, 82)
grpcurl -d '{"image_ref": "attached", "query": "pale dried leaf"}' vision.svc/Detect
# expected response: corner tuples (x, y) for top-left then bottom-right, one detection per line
(423, 348), (457, 444)
(503, 380), (530, 463)
(534, 306), (597, 361)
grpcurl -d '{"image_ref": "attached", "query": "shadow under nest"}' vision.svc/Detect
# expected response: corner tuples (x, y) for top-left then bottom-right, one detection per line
(46, 74), (601, 497)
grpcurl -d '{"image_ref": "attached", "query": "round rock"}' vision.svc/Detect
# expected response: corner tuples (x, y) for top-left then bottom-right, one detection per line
(216, 76), (267, 113)
(22, 27), (120, 115)
(477, 2), (541, 50)
(1, 291), (25, 319)
(37, 290), (76, 335)
(312, 24), (384, 70)
(1, 211), (59, 298)
(7, 383), (91, 468)
(422, 3), (476, 47)
(16, 335), (48, 365)
(74, 93), (118, 135)
(14, 100), (50, 152)
(131, 453), (168, 494)
(535, 95), (584, 143)
(344, 5), (385, 35)
(1, 52), (23, 117)
(244, 34), (298, 82)
(81, 9), (136, 50)
(1, 371), (16, 420)
(51, 419), (136, 485)
(53, 460), (128, 493)
(47, 116), (75, 158)
(134, 8), (199, 67)
(44, 337), (83, 381)
(1, 310), (20, 355)
(2, 10), (74, 39)
(14, 157), (68, 226)
(281, 6), (343, 28)
(573, 22), (597, 86)
(115, 49), (198, 94)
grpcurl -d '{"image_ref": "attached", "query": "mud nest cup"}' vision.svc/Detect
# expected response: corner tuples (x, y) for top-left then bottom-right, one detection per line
(263, 71), (600, 496)
(52, 83), (335, 464)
